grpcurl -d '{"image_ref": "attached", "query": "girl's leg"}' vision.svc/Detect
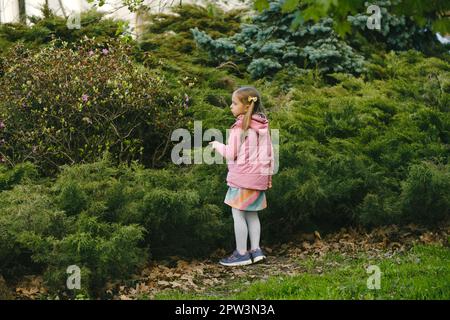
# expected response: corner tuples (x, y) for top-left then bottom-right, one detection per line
(244, 211), (261, 251)
(231, 208), (248, 255)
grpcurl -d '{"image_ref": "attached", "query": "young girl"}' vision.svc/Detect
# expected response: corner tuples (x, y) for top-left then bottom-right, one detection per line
(209, 86), (274, 267)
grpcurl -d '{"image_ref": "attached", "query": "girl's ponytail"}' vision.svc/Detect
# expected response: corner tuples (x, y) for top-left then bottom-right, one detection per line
(233, 86), (263, 150)
(240, 96), (258, 146)
(242, 96), (257, 131)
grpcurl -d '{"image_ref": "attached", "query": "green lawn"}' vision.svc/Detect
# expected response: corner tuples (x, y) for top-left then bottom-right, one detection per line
(150, 245), (450, 300)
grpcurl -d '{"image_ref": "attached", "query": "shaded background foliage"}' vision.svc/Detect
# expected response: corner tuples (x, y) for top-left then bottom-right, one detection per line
(191, 3), (366, 79)
(0, 7), (130, 54)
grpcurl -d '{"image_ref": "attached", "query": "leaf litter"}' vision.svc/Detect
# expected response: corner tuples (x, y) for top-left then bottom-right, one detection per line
(10, 223), (449, 300)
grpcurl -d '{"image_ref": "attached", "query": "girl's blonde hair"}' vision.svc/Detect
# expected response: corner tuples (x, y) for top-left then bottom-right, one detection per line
(233, 86), (267, 146)
(234, 86), (266, 131)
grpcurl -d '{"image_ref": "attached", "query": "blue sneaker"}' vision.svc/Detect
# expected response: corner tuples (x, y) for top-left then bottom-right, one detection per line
(219, 250), (253, 266)
(250, 248), (266, 263)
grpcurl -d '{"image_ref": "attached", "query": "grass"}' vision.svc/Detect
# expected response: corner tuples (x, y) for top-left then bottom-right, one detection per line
(150, 244), (450, 300)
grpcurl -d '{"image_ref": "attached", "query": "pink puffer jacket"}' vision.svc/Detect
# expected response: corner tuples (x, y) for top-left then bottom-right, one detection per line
(211, 113), (274, 190)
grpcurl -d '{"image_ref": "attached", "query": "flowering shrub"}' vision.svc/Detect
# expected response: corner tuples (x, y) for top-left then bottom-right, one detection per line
(0, 38), (186, 176)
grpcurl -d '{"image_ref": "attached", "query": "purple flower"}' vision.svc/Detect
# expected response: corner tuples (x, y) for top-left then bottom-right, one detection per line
(82, 94), (89, 102)
(0, 120), (5, 130)
(88, 50), (95, 56)
(102, 48), (109, 55)
(183, 93), (190, 109)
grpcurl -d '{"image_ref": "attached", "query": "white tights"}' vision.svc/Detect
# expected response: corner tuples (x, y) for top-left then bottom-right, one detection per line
(231, 208), (261, 254)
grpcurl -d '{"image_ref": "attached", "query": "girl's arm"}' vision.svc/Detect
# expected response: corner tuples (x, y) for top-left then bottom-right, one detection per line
(210, 127), (243, 161)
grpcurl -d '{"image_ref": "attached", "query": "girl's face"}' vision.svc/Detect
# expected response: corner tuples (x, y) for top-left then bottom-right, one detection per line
(230, 92), (249, 117)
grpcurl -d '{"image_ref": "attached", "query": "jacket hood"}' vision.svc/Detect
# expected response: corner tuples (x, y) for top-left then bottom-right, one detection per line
(233, 113), (269, 131)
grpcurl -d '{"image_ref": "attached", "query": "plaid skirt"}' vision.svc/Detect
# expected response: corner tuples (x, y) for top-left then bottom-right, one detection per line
(224, 186), (267, 211)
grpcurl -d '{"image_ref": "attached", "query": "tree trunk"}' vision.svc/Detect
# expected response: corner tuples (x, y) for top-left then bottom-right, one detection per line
(58, 0), (67, 18)
(18, 0), (26, 24)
